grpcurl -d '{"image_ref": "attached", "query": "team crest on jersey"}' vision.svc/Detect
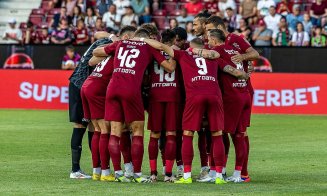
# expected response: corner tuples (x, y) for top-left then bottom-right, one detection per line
(233, 43), (241, 50)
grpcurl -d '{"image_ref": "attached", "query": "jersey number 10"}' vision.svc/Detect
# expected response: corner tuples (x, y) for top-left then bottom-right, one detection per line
(117, 47), (140, 68)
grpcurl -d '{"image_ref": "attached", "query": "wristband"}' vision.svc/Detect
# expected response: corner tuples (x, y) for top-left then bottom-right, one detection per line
(140, 38), (145, 42)
(109, 34), (115, 39)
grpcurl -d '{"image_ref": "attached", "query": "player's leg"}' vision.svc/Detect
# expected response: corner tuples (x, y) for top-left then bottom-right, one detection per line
(211, 130), (226, 184)
(90, 120), (101, 180)
(159, 130), (166, 176)
(98, 119), (115, 181)
(226, 132), (246, 183)
(197, 128), (209, 175)
(175, 130), (183, 177)
(120, 127), (133, 177)
(147, 102), (164, 180)
(69, 82), (91, 179)
(222, 132), (230, 178)
(164, 131), (176, 182)
(148, 131), (161, 181)
(241, 131), (250, 182)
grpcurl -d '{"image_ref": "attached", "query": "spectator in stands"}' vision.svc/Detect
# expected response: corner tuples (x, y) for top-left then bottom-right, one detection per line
(34, 26), (51, 44)
(62, 0), (77, 16)
(152, 0), (159, 12)
(239, 0), (257, 25)
(97, 0), (111, 16)
(252, 19), (273, 46)
(236, 18), (253, 43)
(185, 0), (204, 16)
(218, 0), (236, 18)
(114, 0), (131, 17)
(225, 7), (241, 32)
(90, 17), (105, 43)
(73, 19), (89, 44)
(291, 22), (310, 46)
(85, 7), (97, 28)
(169, 18), (179, 30)
(176, 8), (194, 28)
(303, 13), (313, 34)
(257, 0), (276, 18)
(77, 0), (86, 12)
(121, 6), (139, 27)
(53, 0), (63, 8)
(185, 21), (196, 41)
(102, 4), (121, 33)
(24, 21), (35, 44)
(2, 18), (22, 44)
(205, 0), (219, 15)
(47, 1), (56, 12)
(310, 0), (327, 27)
(51, 19), (72, 44)
(276, 0), (292, 16)
(272, 16), (291, 46)
(264, 6), (281, 33)
(311, 26), (326, 47)
(72, 6), (85, 27)
(286, 5), (304, 34)
(131, 0), (151, 24)
(51, 7), (71, 29)
(62, 45), (81, 70)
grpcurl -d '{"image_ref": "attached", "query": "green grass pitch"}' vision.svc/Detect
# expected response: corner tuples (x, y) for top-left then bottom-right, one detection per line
(0, 109), (326, 195)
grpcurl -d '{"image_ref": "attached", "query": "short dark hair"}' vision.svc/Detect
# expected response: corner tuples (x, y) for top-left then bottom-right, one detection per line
(140, 23), (159, 36)
(194, 10), (211, 22)
(190, 37), (204, 47)
(135, 28), (150, 38)
(119, 25), (137, 37)
(209, 29), (226, 42)
(66, 45), (75, 51)
(173, 27), (187, 41)
(206, 15), (225, 29)
(161, 29), (176, 44)
(226, 7), (233, 11)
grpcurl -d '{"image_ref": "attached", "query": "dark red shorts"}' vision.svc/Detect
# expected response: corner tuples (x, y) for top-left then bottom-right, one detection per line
(223, 92), (251, 134)
(147, 102), (182, 132)
(105, 85), (144, 123)
(182, 95), (224, 131)
(80, 80), (107, 120)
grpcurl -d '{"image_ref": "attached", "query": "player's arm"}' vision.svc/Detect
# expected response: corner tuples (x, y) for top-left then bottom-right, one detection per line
(231, 47), (259, 63)
(92, 47), (107, 57)
(89, 56), (106, 66)
(141, 38), (175, 58)
(191, 48), (220, 59)
(94, 31), (119, 42)
(160, 58), (176, 73)
(223, 65), (249, 80)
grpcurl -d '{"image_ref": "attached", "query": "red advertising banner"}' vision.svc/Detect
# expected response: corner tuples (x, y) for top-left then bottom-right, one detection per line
(0, 70), (72, 110)
(0, 70), (326, 114)
(251, 73), (327, 114)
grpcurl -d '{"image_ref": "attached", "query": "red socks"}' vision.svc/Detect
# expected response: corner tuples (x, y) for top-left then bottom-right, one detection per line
(223, 133), (230, 168)
(232, 134), (246, 171)
(175, 131), (183, 166)
(108, 135), (121, 171)
(148, 137), (159, 175)
(91, 131), (100, 168)
(165, 135), (176, 176)
(99, 133), (110, 170)
(182, 135), (194, 173)
(198, 131), (208, 167)
(212, 135), (225, 173)
(241, 136), (250, 176)
(131, 136), (144, 173)
(120, 131), (132, 164)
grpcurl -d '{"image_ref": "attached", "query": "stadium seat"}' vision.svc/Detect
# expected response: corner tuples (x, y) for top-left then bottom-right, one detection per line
(163, 2), (179, 13)
(49, 8), (61, 15)
(46, 15), (54, 23)
(152, 16), (168, 30)
(40, 1), (49, 9)
(29, 15), (43, 25)
(31, 8), (45, 15)
(163, 0), (178, 2)
(180, 0), (191, 2)
(19, 22), (27, 29)
(37, 22), (49, 29)
(169, 9), (182, 16)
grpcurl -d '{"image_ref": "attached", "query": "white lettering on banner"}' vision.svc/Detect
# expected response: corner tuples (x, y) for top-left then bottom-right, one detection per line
(18, 82), (68, 103)
(254, 86), (320, 107)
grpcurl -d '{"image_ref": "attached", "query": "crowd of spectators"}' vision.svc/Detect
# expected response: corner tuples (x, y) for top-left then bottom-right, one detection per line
(4, 0), (327, 47)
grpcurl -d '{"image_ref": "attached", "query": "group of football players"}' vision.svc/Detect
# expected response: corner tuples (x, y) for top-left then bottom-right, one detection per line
(68, 11), (259, 184)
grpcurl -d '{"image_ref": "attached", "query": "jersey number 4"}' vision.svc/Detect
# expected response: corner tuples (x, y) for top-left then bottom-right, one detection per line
(117, 47), (140, 68)
(154, 64), (175, 82)
(195, 58), (208, 75)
